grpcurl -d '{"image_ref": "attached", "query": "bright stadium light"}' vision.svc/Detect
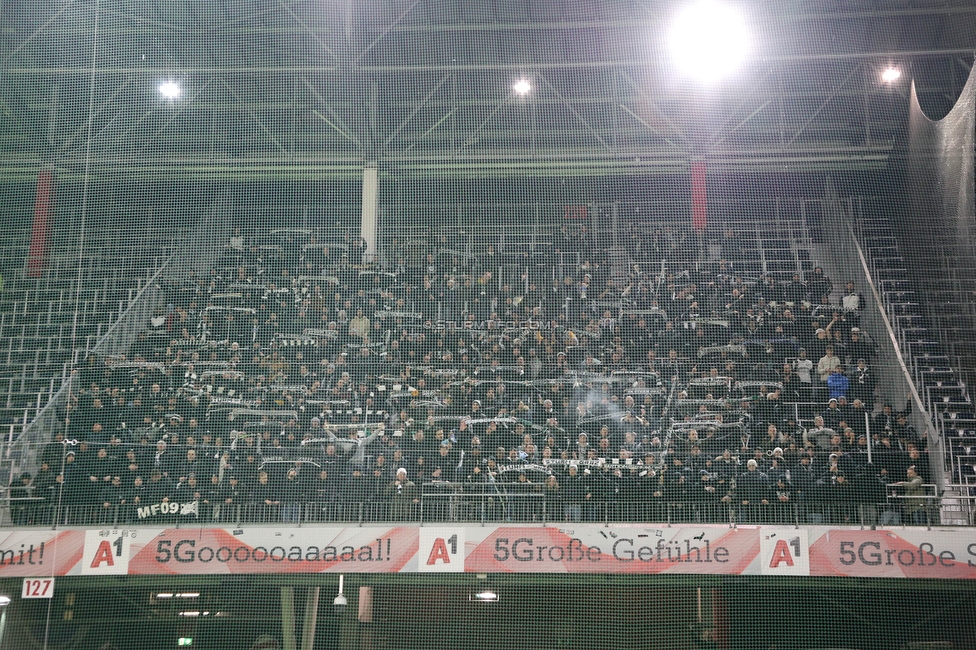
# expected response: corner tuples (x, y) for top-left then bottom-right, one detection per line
(513, 79), (532, 95)
(470, 590), (499, 602)
(669, 1), (750, 83)
(881, 67), (902, 83)
(158, 81), (181, 98)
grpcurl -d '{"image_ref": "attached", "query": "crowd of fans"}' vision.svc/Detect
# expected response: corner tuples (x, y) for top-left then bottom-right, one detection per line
(8, 224), (934, 526)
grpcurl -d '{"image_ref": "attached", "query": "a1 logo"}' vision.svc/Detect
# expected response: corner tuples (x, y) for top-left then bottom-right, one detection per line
(81, 530), (133, 575)
(419, 529), (464, 572)
(760, 528), (810, 576)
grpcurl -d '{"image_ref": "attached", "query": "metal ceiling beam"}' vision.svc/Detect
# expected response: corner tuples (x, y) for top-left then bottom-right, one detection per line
(2, 66), (339, 75)
(11, 5), (976, 39)
(401, 108), (455, 154)
(105, 107), (154, 153)
(617, 104), (686, 153)
(0, 2), (961, 179)
(784, 64), (862, 149)
(711, 100), (773, 149)
(3, 49), (972, 76)
(0, 156), (890, 182)
(703, 69), (774, 144)
(538, 73), (611, 151)
(457, 94), (513, 153)
(59, 76), (135, 152)
(8, 143), (890, 164)
(382, 73), (450, 148)
(276, 0), (337, 63)
(129, 78), (214, 158)
(16, 79), (910, 113)
(311, 110), (359, 145)
(203, 1), (304, 33)
(14, 19), (964, 42)
(98, 6), (186, 32)
(220, 78), (287, 154)
(299, 76), (363, 152)
(118, 122), (867, 149)
(357, 50), (976, 72)
(354, 7), (976, 34)
(350, 0), (421, 66)
(618, 71), (690, 148)
(0, 0), (78, 69)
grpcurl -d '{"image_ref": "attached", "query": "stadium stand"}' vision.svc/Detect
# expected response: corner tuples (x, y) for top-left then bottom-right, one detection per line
(5, 2), (976, 649)
(4, 214), (944, 529)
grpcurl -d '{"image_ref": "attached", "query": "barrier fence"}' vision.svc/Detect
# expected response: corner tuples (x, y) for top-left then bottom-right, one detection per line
(4, 483), (967, 529)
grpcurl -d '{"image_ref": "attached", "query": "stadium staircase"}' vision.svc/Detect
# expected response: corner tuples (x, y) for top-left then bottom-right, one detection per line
(0, 243), (169, 444)
(1, 189), (235, 484)
(853, 212), (976, 490)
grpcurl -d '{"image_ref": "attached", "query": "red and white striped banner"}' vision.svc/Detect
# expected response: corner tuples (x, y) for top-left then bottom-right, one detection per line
(0, 525), (972, 578)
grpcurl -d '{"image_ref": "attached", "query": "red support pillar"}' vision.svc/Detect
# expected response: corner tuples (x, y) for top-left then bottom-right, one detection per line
(712, 587), (729, 650)
(27, 170), (55, 279)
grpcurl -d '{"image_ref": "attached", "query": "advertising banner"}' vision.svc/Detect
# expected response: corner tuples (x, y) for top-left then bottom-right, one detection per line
(0, 525), (972, 579)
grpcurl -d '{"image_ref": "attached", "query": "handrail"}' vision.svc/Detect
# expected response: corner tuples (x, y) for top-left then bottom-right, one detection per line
(817, 184), (946, 492)
(0, 495), (961, 529)
(846, 224), (934, 440)
(89, 253), (174, 355)
(6, 255), (175, 477)
(847, 215), (955, 483)
(850, 217), (937, 417)
(6, 187), (235, 479)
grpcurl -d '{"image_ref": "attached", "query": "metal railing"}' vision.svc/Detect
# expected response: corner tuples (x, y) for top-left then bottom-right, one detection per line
(2, 257), (175, 484)
(817, 185), (944, 489)
(4, 188), (237, 484)
(849, 214), (947, 424)
(1, 488), (957, 529)
(849, 205), (976, 498)
(848, 213), (976, 491)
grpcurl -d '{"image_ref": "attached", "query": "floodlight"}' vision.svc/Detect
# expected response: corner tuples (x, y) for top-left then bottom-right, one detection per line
(513, 79), (532, 95)
(0, 596), (9, 607)
(159, 81), (181, 98)
(470, 590), (499, 602)
(881, 67), (901, 83)
(669, 1), (750, 83)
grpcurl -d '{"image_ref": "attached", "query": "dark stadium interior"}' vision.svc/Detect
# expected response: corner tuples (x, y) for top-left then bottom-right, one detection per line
(1, 575), (975, 650)
(2, 0), (976, 649)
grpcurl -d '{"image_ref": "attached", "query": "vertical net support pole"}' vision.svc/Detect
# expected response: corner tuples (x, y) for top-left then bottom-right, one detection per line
(361, 163), (379, 265)
(281, 586), (297, 650)
(300, 587), (320, 650)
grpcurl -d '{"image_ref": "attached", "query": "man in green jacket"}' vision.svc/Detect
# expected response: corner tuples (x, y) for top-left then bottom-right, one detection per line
(893, 466), (929, 526)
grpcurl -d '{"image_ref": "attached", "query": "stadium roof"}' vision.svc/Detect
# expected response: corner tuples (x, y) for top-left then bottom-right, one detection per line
(0, 0), (974, 180)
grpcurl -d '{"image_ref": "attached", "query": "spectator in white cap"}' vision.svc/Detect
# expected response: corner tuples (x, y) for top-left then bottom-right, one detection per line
(385, 468), (419, 520)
